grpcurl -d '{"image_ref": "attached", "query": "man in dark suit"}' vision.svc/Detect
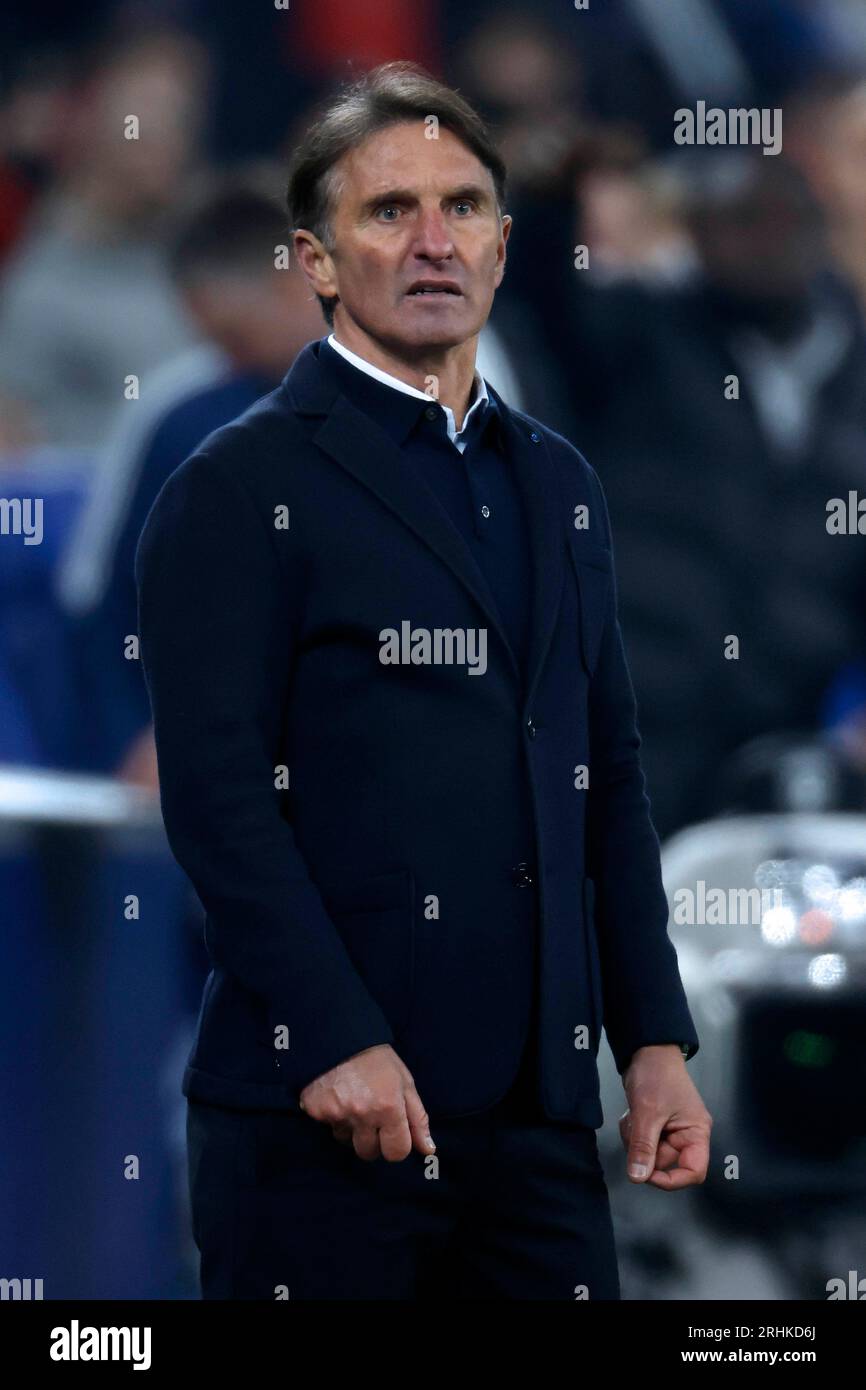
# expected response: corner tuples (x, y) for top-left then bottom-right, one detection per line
(136, 61), (711, 1301)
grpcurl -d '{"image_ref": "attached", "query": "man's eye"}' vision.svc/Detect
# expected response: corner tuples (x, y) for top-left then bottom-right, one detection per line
(376, 205), (400, 220)
(454, 201), (475, 215)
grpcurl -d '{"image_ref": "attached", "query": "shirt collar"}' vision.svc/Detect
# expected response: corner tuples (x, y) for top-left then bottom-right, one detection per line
(324, 333), (499, 451)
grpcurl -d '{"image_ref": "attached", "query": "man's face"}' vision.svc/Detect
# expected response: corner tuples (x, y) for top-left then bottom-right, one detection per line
(691, 168), (823, 301)
(301, 121), (510, 356)
(183, 265), (326, 376)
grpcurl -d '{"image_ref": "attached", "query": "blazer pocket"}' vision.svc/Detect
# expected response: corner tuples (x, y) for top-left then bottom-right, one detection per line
(316, 866), (415, 1039)
(567, 535), (612, 676)
(583, 875), (604, 1042)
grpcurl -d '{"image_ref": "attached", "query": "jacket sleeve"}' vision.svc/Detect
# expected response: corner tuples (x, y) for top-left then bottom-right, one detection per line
(134, 446), (395, 1096)
(583, 463), (699, 1074)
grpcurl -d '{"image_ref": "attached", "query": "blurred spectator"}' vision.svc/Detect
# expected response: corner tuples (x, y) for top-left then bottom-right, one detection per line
(566, 125), (699, 287)
(787, 71), (866, 319)
(0, 26), (210, 450)
(443, 14), (612, 435)
(57, 170), (327, 781)
(565, 151), (866, 837)
(0, 52), (72, 263)
(452, 12), (584, 195)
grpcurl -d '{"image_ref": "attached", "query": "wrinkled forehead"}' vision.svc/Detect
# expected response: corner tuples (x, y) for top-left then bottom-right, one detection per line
(331, 122), (496, 211)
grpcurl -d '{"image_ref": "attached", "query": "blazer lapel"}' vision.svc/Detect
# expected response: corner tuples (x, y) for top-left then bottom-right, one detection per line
(491, 394), (566, 707)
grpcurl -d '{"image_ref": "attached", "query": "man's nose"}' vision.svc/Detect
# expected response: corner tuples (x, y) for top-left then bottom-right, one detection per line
(411, 208), (454, 260)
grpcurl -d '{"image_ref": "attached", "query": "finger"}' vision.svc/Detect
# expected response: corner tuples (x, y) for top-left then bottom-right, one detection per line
(403, 1083), (436, 1156)
(377, 1109), (413, 1162)
(647, 1137), (711, 1188)
(659, 1128), (710, 1168)
(652, 1138), (681, 1170)
(646, 1161), (705, 1190)
(352, 1123), (383, 1162)
(625, 1108), (665, 1182)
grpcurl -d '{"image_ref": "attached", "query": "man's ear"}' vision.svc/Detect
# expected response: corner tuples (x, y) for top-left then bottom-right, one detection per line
(494, 213), (512, 286)
(293, 228), (338, 302)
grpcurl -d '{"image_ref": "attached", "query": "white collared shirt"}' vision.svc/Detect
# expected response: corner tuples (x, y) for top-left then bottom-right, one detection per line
(327, 333), (488, 454)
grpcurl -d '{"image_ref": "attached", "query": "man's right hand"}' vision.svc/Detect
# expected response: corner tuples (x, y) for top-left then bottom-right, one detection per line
(298, 1043), (436, 1162)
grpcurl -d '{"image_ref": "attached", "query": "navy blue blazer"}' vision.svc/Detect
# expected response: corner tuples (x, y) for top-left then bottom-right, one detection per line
(135, 338), (699, 1127)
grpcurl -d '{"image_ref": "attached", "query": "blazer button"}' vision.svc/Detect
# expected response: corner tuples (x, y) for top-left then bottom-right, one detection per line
(511, 861), (534, 887)
(526, 718), (537, 739)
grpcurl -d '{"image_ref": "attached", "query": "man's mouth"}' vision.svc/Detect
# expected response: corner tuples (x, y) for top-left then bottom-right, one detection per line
(406, 282), (462, 297)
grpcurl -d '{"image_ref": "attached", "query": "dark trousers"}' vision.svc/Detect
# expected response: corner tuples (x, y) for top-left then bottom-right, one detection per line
(186, 1024), (621, 1301)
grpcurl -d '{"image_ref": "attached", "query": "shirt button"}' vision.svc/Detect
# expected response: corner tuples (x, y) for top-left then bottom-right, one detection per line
(511, 861), (534, 887)
(425, 406), (438, 420)
(481, 505), (490, 518)
(526, 718), (537, 739)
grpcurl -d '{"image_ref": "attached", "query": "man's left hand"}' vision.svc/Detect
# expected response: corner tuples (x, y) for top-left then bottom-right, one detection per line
(619, 1044), (712, 1189)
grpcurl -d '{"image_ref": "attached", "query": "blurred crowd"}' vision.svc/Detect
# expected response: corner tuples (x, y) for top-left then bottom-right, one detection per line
(3, 0), (866, 840)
